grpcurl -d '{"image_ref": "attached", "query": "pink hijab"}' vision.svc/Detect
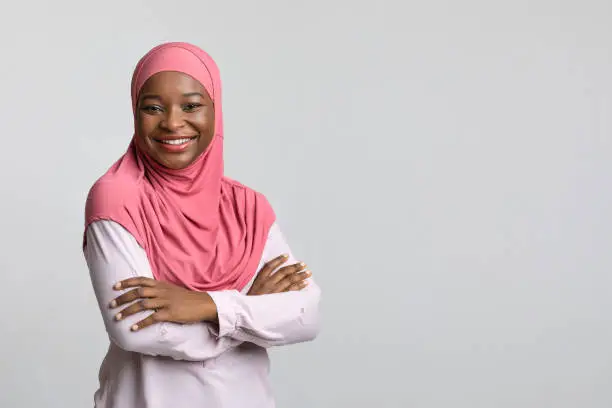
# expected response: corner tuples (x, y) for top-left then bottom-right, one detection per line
(84, 42), (276, 292)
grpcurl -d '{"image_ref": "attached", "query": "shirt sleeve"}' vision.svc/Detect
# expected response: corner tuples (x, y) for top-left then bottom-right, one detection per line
(84, 220), (242, 361)
(207, 223), (322, 348)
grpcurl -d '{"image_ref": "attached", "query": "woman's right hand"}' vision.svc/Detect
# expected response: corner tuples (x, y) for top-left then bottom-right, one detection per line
(247, 254), (311, 296)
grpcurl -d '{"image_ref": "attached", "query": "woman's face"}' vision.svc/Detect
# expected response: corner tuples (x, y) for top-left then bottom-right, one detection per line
(135, 71), (215, 170)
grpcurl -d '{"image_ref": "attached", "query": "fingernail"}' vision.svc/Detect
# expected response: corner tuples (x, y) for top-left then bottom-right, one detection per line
(115, 313), (122, 321)
(305, 271), (312, 276)
(113, 283), (121, 290)
(131, 324), (139, 331)
(282, 254), (289, 258)
(299, 262), (307, 268)
(109, 300), (117, 308)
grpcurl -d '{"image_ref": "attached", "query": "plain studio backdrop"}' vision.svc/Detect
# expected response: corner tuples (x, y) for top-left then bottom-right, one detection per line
(1, 1), (611, 407)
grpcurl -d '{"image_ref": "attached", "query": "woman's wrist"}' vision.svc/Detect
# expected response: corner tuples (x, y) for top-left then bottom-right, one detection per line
(199, 292), (219, 323)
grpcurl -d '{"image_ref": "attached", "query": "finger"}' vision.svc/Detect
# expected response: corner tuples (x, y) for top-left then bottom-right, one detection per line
(114, 298), (166, 321)
(258, 254), (290, 279)
(114, 277), (158, 290)
(109, 287), (156, 308)
(271, 262), (307, 284)
(287, 280), (310, 292)
(261, 262), (306, 292)
(274, 270), (311, 293)
(130, 310), (165, 331)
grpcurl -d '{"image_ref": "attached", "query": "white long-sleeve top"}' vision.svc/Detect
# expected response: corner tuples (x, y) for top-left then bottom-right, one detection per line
(84, 220), (321, 408)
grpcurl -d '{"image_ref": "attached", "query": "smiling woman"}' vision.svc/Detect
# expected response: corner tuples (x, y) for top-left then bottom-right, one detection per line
(82, 42), (321, 408)
(136, 71), (215, 169)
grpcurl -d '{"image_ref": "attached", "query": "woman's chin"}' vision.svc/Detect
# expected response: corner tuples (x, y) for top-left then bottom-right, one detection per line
(158, 154), (197, 170)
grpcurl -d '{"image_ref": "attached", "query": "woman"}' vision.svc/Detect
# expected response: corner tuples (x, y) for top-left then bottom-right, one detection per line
(83, 42), (321, 408)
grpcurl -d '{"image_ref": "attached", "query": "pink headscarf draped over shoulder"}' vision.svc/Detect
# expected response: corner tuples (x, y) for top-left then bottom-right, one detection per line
(84, 42), (276, 292)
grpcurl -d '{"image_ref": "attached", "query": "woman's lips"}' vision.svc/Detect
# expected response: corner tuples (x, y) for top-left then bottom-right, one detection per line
(154, 136), (198, 152)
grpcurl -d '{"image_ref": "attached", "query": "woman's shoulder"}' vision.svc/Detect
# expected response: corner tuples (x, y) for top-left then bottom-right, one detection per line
(221, 176), (276, 216)
(221, 176), (249, 190)
(87, 175), (139, 201)
(221, 176), (267, 198)
(85, 172), (142, 218)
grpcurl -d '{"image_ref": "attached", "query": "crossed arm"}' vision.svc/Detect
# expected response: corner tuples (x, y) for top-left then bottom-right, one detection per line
(84, 220), (321, 362)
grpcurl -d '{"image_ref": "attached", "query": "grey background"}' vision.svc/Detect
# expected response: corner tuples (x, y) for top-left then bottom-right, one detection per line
(1, 1), (611, 407)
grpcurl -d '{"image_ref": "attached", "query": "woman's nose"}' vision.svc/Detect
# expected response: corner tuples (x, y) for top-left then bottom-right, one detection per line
(161, 106), (185, 131)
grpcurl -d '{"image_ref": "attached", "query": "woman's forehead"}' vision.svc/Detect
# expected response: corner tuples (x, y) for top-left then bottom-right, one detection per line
(138, 71), (213, 101)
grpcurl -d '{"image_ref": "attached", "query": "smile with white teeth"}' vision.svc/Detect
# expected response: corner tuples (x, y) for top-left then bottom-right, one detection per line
(157, 137), (197, 145)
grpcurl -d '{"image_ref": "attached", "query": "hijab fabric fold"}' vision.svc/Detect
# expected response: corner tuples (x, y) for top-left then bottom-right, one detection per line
(84, 42), (276, 292)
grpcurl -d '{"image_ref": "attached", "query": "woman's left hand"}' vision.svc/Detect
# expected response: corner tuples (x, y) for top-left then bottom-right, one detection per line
(108, 277), (217, 331)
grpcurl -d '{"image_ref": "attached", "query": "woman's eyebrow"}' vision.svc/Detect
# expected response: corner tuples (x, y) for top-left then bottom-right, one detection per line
(140, 94), (161, 101)
(139, 92), (204, 101)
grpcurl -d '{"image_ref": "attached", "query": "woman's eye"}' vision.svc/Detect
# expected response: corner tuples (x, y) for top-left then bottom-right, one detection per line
(183, 103), (202, 112)
(141, 105), (163, 113)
